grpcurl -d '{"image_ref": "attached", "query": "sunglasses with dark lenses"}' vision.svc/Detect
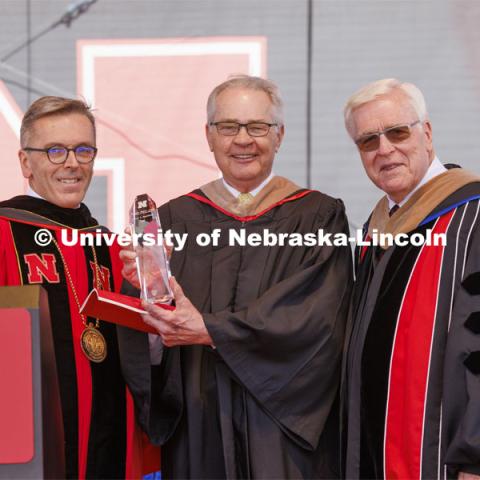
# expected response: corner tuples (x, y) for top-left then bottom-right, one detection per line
(355, 120), (421, 152)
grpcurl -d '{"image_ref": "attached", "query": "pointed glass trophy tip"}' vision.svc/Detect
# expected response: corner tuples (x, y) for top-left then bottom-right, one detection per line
(129, 193), (173, 305)
(131, 194), (159, 224)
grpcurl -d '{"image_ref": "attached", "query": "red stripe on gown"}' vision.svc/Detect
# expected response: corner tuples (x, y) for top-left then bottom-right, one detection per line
(384, 211), (454, 479)
(109, 237), (162, 477)
(56, 231), (92, 480)
(0, 220), (22, 285)
(186, 190), (313, 222)
(125, 389), (142, 477)
(124, 374), (162, 477)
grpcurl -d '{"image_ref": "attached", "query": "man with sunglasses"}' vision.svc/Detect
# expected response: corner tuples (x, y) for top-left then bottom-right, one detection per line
(119, 75), (353, 478)
(342, 78), (480, 479)
(0, 96), (154, 478)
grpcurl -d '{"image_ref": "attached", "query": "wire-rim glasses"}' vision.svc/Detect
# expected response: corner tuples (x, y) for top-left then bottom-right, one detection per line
(354, 120), (422, 152)
(210, 121), (278, 137)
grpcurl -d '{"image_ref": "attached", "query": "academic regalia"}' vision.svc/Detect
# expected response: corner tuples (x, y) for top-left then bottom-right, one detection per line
(0, 195), (144, 479)
(343, 169), (480, 479)
(119, 176), (353, 478)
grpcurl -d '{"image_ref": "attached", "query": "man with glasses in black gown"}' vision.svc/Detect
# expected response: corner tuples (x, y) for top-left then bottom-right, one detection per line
(0, 96), (151, 478)
(119, 75), (353, 478)
(342, 78), (480, 479)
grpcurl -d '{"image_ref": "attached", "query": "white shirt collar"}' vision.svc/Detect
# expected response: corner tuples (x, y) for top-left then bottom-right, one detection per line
(222, 172), (274, 198)
(387, 156), (446, 209)
(27, 186), (43, 200)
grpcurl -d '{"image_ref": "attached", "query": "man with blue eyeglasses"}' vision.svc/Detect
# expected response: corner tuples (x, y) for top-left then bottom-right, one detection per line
(0, 96), (154, 478)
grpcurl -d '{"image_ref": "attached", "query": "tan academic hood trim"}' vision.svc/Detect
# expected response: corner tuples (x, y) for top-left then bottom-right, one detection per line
(201, 175), (301, 216)
(368, 168), (480, 248)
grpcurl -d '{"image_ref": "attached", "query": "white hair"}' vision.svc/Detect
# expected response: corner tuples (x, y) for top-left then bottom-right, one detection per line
(206, 74), (284, 125)
(344, 78), (428, 137)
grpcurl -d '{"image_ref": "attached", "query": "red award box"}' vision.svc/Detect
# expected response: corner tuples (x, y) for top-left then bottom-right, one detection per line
(80, 289), (174, 334)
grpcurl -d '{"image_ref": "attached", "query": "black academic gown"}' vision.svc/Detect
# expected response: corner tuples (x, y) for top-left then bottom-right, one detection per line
(0, 196), (136, 479)
(119, 187), (353, 479)
(343, 181), (480, 479)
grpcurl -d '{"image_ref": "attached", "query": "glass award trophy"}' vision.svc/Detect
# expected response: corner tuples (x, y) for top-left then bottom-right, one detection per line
(129, 194), (174, 304)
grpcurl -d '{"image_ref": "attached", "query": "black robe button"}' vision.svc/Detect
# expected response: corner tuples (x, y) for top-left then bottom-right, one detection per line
(465, 312), (480, 334)
(462, 272), (480, 295)
(464, 351), (480, 375)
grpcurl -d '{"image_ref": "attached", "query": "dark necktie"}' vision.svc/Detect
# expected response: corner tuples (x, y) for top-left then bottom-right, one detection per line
(389, 204), (399, 217)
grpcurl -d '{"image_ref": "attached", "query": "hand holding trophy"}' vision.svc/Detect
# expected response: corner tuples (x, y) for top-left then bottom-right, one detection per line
(129, 194), (174, 305)
(122, 194), (213, 348)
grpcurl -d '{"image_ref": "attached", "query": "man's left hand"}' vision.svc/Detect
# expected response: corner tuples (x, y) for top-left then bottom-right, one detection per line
(142, 277), (214, 347)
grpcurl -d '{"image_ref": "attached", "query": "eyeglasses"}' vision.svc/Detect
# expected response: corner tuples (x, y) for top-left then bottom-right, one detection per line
(23, 145), (98, 164)
(354, 120), (421, 152)
(210, 121), (278, 137)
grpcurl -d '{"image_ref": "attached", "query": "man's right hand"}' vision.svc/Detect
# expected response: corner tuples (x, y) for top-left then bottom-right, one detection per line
(119, 248), (140, 289)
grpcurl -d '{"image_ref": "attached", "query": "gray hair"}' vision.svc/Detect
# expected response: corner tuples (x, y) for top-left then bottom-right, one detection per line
(206, 74), (284, 125)
(344, 78), (428, 137)
(21, 96), (95, 147)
